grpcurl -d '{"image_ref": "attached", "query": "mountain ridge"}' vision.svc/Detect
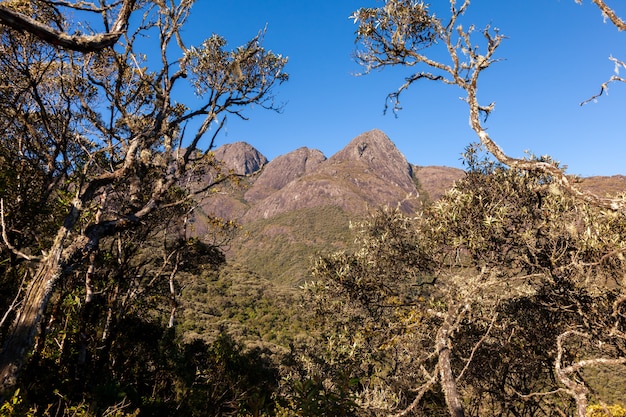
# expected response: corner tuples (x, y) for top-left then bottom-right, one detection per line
(196, 129), (625, 227)
(199, 129), (452, 225)
(191, 129), (624, 286)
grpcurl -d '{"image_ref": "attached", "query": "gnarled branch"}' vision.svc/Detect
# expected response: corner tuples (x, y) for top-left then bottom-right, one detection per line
(354, 0), (626, 213)
(0, 0), (136, 52)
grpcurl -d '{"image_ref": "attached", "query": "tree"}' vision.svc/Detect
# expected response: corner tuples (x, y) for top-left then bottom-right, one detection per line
(351, 0), (626, 212)
(303, 150), (626, 416)
(349, 5), (626, 411)
(0, 0), (287, 399)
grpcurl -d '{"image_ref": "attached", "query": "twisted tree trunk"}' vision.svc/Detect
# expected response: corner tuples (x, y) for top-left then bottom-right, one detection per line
(0, 247), (64, 398)
(0, 202), (83, 400)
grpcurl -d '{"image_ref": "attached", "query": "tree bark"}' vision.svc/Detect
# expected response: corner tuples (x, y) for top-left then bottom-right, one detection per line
(0, 200), (84, 399)
(0, 248), (64, 399)
(438, 345), (465, 417)
(437, 305), (465, 417)
(0, 0), (136, 52)
(167, 252), (181, 329)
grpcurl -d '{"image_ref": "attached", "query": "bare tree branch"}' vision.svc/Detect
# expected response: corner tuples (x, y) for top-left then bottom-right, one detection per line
(0, 199), (39, 262)
(581, 56), (626, 104)
(0, 0), (136, 52)
(456, 309), (498, 382)
(0, 270), (27, 330)
(556, 330), (626, 417)
(354, 0), (626, 212)
(578, 0), (626, 31)
(391, 364), (439, 417)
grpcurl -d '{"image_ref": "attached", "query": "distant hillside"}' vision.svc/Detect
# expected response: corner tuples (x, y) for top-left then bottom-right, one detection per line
(413, 165), (465, 202)
(188, 129), (624, 287)
(185, 130), (462, 287)
(577, 175), (626, 197)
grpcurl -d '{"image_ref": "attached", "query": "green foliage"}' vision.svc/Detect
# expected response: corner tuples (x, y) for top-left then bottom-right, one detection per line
(0, 389), (31, 417)
(18, 317), (280, 416)
(584, 364), (626, 406)
(283, 377), (359, 417)
(0, 388), (141, 417)
(185, 33), (288, 98)
(231, 205), (354, 286)
(298, 150), (626, 416)
(430, 146), (626, 286)
(179, 263), (308, 347)
(353, 0), (440, 71)
(588, 404), (626, 417)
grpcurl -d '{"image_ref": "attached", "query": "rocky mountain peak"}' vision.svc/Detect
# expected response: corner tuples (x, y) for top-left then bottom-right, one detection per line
(212, 141), (267, 175)
(330, 129), (415, 194)
(240, 130), (422, 220)
(245, 147), (326, 202)
(332, 129), (396, 160)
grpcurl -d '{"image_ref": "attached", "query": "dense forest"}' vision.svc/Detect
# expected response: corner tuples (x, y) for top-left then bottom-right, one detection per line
(2, 1), (626, 416)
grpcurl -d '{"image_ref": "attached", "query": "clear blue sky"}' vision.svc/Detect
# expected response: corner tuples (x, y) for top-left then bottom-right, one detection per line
(180, 1), (626, 177)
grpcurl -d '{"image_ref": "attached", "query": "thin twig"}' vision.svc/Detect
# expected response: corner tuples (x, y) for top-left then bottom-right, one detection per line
(0, 270), (29, 329)
(457, 310), (498, 382)
(0, 199), (40, 261)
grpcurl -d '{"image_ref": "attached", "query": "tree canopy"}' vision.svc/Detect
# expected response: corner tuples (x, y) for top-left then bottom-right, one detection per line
(302, 151), (626, 416)
(0, 0), (287, 405)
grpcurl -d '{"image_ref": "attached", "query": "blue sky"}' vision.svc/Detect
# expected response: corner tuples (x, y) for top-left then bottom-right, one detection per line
(180, 1), (626, 177)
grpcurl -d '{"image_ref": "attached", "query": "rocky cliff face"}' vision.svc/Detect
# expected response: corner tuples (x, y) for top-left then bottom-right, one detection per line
(242, 130), (421, 220)
(194, 129), (461, 225)
(212, 141), (268, 175)
(329, 129), (416, 195)
(244, 147), (326, 203)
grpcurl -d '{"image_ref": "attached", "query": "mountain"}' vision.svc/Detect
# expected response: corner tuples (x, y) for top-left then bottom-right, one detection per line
(212, 141), (268, 175)
(413, 165), (466, 202)
(194, 129), (462, 226)
(189, 129), (463, 286)
(191, 130), (626, 288)
(243, 129), (422, 220)
(244, 147), (327, 203)
(577, 175), (626, 197)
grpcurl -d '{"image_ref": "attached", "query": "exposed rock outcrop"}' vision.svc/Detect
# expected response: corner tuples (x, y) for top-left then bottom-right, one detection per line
(212, 141), (268, 175)
(244, 147), (326, 203)
(329, 129), (416, 195)
(242, 130), (421, 220)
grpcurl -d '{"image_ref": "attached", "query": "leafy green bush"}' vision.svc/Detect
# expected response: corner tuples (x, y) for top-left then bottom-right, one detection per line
(588, 404), (626, 417)
(296, 150), (626, 416)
